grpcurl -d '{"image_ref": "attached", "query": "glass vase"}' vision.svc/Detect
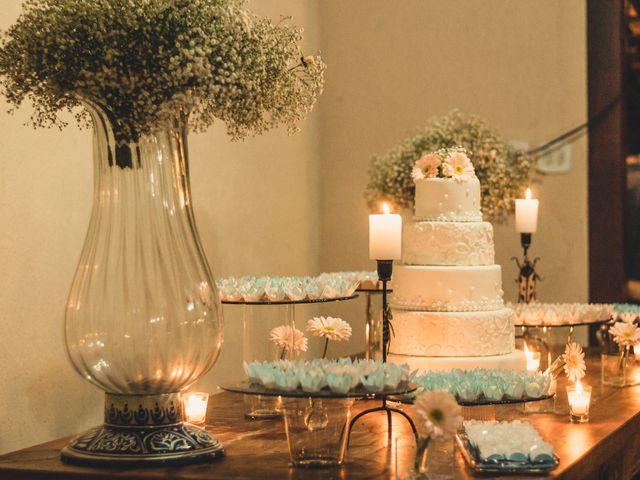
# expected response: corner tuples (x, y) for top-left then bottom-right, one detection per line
(282, 398), (353, 467)
(411, 438), (454, 480)
(601, 348), (640, 387)
(61, 102), (224, 466)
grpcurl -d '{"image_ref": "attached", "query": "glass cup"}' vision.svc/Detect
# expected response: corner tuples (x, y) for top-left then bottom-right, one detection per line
(282, 398), (354, 467)
(183, 392), (209, 426)
(566, 384), (591, 423)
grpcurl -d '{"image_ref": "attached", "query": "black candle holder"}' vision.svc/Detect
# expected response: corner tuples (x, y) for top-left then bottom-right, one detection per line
(511, 233), (542, 304)
(346, 259), (418, 447)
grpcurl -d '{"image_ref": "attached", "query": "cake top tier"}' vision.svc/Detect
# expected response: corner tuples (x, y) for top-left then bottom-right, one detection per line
(412, 148), (482, 222)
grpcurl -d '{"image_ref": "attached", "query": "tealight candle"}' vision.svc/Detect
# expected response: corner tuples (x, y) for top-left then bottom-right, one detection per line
(566, 380), (591, 423)
(183, 392), (209, 426)
(369, 202), (402, 260)
(515, 188), (539, 233)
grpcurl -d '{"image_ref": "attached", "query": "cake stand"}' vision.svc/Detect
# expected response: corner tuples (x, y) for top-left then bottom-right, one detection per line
(222, 295), (358, 419)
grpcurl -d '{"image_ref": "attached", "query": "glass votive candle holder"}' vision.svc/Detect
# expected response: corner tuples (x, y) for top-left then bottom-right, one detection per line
(566, 382), (591, 423)
(183, 392), (209, 426)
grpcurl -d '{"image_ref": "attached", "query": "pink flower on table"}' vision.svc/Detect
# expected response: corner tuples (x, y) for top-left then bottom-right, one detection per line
(443, 151), (475, 182)
(411, 153), (441, 181)
(563, 342), (586, 382)
(269, 325), (308, 353)
(412, 390), (462, 440)
(306, 316), (352, 341)
(610, 321), (640, 348)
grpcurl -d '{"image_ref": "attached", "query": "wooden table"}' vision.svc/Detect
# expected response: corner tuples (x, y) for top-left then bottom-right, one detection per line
(1, 354), (639, 479)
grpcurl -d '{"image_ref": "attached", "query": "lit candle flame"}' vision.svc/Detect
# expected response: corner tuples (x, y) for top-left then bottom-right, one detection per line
(525, 187), (532, 200)
(382, 202), (390, 214)
(524, 342), (530, 355)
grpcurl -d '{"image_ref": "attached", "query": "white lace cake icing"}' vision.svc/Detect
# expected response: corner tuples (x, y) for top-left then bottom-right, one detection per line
(391, 265), (504, 312)
(389, 147), (521, 373)
(403, 221), (495, 266)
(414, 177), (482, 222)
(388, 309), (514, 357)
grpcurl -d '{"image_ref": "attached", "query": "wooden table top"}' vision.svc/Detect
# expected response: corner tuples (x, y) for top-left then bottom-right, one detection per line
(1, 353), (639, 479)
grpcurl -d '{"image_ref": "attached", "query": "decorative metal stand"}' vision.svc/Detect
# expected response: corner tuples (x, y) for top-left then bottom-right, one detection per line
(512, 233), (542, 304)
(347, 260), (418, 447)
(61, 393), (224, 466)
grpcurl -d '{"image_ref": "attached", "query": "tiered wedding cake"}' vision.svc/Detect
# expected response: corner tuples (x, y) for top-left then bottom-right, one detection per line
(388, 148), (526, 372)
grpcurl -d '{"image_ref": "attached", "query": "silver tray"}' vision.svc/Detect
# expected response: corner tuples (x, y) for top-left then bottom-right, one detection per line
(456, 431), (559, 474)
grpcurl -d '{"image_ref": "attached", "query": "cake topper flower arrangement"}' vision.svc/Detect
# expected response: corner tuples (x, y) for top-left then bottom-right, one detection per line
(306, 316), (352, 359)
(411, 147), (476, 183)
(365, 111), (532, 221)
(0, 0), (325, 142)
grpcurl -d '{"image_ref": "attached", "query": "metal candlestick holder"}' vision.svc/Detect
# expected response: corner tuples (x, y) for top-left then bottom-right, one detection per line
(512, 233), (542, 304)
(347, 260), (418, 447)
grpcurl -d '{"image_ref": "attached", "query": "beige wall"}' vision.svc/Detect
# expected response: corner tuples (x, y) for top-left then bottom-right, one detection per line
(0, 0), (322, 454)
(316, 0), (589, 307)
(0, 0), (588, 455)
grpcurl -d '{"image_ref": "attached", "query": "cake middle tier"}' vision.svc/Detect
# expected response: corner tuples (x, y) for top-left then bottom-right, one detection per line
(388, 308), (514, 357)
(403, 220), (495, 266)
(391, 264), (504, 311)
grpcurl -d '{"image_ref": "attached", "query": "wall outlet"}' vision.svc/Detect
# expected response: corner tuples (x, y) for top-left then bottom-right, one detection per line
(536, 144), (571, 174)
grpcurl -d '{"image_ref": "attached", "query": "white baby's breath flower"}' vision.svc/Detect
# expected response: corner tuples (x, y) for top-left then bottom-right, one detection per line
(306, 316), (352, 341)
(269, 325), (308, 353)
(563, 342), (586, 382)
(610, 321), (640, 347)
(412, 390), (462, 440)
(443, 151), (475, 182)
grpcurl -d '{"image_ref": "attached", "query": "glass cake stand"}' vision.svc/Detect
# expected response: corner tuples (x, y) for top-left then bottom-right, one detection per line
(222, 295), (358, 419)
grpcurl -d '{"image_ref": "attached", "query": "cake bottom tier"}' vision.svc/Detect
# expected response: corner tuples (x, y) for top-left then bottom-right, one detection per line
(388, 350), (527, 373)
(388, 308), (514, 357)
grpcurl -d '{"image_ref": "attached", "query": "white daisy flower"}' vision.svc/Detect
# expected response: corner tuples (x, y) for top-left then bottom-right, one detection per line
(443, 151), (475, 182)
(306, 317), (352, 341)
(563, 342), (586, 382)
(412, 390), (462, 440)
(269, 325), (308, 354)
(610, 321), (640, 347)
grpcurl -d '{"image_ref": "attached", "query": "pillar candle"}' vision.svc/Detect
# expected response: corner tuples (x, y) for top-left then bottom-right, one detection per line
(369, 202), (402, 260)
(515, 188), (539, 233)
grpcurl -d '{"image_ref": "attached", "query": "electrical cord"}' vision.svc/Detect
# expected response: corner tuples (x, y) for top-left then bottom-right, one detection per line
(525, 94), (622, 156)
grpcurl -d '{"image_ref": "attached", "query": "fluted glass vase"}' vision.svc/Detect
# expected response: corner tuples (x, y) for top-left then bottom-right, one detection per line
(61, 103), (224, 466)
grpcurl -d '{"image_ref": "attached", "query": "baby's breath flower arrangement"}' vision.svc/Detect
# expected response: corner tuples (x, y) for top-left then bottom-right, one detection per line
(0, 0), (325, 143)
(365, 111), (532, 221)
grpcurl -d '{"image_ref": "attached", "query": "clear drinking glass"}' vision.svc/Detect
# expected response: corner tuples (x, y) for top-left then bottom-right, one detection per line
(282, 398), (354, 467)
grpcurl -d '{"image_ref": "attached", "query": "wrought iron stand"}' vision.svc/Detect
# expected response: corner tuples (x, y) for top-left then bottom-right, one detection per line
(347, 260), (418, 447)
(512, 232), (542, 304)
